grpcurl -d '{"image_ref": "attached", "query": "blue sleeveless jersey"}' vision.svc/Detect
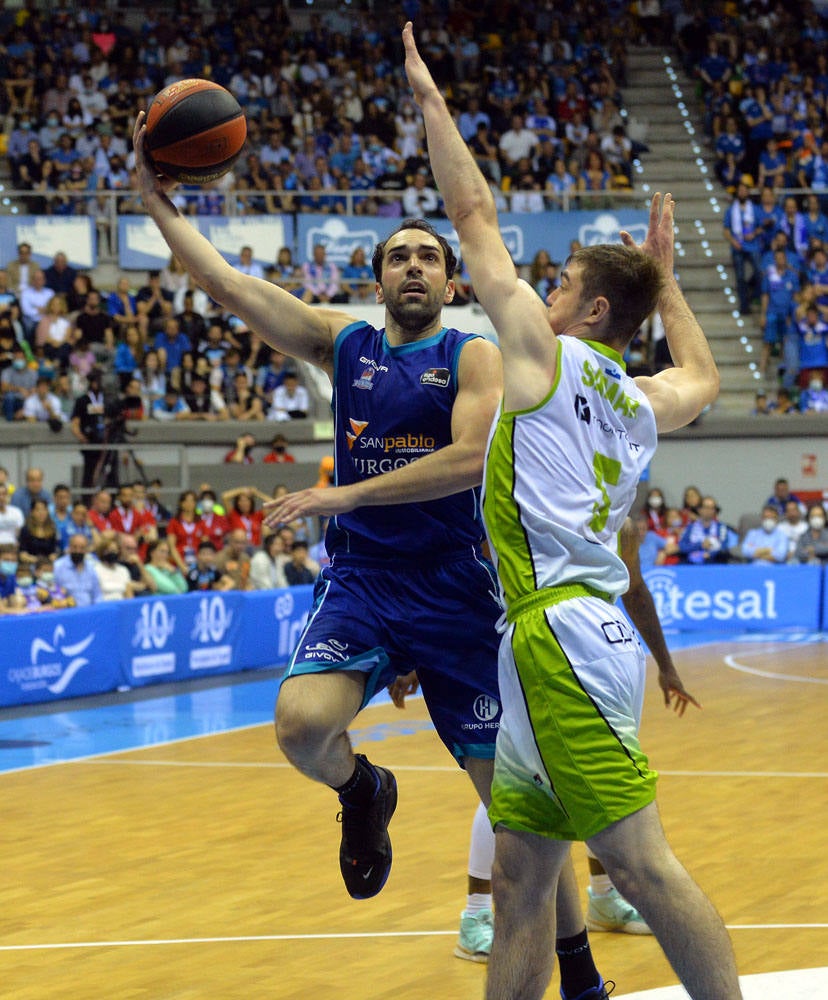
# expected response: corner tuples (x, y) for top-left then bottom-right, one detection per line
(326, 321), (485, 561)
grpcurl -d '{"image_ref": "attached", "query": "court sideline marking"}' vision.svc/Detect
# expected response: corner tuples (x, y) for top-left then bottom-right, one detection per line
(0, 923), (826, 953)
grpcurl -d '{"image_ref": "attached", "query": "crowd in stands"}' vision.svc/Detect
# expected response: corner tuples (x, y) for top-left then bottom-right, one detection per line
(634, 476), (828, 569)
(0, 0), (646, 224)
(0, 242), (322, 428)
(0, 460), (329, 614)
(6, 2), (828, 419)
(1, 463), (823, 617)
(675, 1), (828, 406)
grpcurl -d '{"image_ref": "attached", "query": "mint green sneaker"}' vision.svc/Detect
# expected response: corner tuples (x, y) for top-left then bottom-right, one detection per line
(586, 886), (651, 935)
(454, 908), (494, 963)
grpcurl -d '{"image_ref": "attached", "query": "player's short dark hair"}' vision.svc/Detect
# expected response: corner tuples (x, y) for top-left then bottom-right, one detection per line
(372, 218), (457, 282)
(568, 244), (664, 346)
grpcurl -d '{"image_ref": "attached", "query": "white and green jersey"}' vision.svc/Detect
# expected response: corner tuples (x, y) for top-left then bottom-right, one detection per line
(483, 335), (657, 608)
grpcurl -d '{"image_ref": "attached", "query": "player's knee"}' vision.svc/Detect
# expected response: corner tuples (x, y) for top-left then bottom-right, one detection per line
(275, 689), (333, 765)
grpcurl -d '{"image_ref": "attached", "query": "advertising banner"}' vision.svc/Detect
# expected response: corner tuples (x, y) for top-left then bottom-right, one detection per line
(0, 605), (121, 707)
(295, 209), (649, 268)
(118, 587), (313, 688)
(0, 587), (314, 708)
(235, 586), (313, 670)
(0, 216), (96, 270)
(118, 591), (245, 687)
(642, 564), (823, 632)
(118, 215), (290, 271)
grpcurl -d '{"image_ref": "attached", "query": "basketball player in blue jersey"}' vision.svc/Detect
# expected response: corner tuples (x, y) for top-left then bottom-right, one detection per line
(133, 113), (608, 1000)
(403, 22), (742, 1000)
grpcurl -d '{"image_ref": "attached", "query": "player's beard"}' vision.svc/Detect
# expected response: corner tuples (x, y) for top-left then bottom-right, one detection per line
(383, 284), (445, 333)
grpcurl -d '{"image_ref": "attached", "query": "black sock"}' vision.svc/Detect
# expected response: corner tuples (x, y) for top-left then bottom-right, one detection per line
(334, 754), (379, 807)
(556, 929), (600, 999)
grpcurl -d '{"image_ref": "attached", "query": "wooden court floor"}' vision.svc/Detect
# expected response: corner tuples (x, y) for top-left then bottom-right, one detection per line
(1, 637), (826, 999)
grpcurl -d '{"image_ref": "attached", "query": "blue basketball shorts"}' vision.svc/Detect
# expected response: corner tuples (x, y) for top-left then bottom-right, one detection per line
(278, 552), (502, 764)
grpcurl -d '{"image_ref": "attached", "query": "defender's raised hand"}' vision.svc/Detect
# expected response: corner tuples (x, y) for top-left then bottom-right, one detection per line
(402, 22), (441, 108)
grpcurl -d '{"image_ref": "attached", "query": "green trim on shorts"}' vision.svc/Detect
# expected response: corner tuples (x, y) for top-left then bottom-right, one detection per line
(506, 583), (613, 622)
(489, 604), (657, 842)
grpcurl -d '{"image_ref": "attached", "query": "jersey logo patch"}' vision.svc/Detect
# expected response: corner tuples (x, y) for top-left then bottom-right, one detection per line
(352, 368), (378, 390)
(346, 418), (369, 450)
(574, 394), (591, 424)
(420, 367), (450, 387)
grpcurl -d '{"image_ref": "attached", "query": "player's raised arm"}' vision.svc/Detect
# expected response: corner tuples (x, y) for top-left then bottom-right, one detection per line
(402, 23), (552, 406)
(401, 25), (544, 332)
(132, 111), (353, 376)
(623, 194), (720, 431)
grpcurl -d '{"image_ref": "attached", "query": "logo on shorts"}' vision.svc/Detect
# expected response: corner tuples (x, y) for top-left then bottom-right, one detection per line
(303, 639), (350, 662)
(601, 618), (636, 645)
(473, 693), (499, 722)
(420, 367), (450, 387)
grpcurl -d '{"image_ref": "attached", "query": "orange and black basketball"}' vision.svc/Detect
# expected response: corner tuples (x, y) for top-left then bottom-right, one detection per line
(144, 79), (247, 184)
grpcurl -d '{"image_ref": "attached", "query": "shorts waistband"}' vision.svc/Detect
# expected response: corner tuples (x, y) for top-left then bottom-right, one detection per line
(506, 583), (613, 623)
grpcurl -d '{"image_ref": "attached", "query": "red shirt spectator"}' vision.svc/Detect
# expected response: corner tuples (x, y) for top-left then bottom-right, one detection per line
(108, 485), (157, 541)
(227, 508), (263, 547)
(166, 490), (201, 567)
(226, 489), (264, 547)
(262, 433), (296, 464)
(198, 511), (229, 550)
(88, 489), (113, 534)
(224, 433), (256, 464)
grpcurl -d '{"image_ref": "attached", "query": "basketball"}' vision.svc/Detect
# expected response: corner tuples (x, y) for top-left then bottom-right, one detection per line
(143, 79), (247, 184)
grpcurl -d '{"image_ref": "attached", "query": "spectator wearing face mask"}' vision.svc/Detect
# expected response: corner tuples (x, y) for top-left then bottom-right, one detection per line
(799, 373), (828, 413)
(7, 558), (69, 613)
(0, 542), (19, 607)
(641, 487), (668, 531)
(655, 507), (684, 565)
(739, 505), (790, 563)
(795, 504), (828, 564)
(778, 499), (808, 561)
(196, 489), (229, 550)
(263, 433), (295, 463)
(94, 537), (134, 599)
(1, 344), (37, 421)
(53, 533), (101, 605)
(27, 557), (74, 611)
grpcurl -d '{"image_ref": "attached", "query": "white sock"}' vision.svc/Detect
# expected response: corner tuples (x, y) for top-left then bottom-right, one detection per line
(466, 892), (492, 915)
(468, 801), (494, 880)
(466, 801), (494, 913)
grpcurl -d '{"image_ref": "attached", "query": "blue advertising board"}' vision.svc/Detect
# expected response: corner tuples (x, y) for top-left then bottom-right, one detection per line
(0, 216), (96, 271)
(295, 209), (649, 267)
(0, 605), (121, 707)
(0, 586), (314, 707)
(118, 208), (649, 272)
(117, 587), (312, 688)
(118, 215), (291, 271)
(0, 565), (821, 710)
(642, 564), (823, 632)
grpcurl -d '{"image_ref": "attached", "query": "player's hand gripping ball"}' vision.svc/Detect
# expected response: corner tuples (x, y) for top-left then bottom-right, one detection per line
(143, 79), (247, 184)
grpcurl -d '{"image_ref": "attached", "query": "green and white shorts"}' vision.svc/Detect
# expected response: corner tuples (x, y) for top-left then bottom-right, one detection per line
(489, 586), (658, 842)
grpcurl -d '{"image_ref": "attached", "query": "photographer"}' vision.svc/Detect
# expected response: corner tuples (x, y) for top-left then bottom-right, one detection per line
(70, 367), (107, 494)
(71, 368), (141, 495)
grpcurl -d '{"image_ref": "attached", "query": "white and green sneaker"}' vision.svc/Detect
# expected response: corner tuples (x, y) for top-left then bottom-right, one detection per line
(586, 887), (651, 935)
(454, 908), (494, 963)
